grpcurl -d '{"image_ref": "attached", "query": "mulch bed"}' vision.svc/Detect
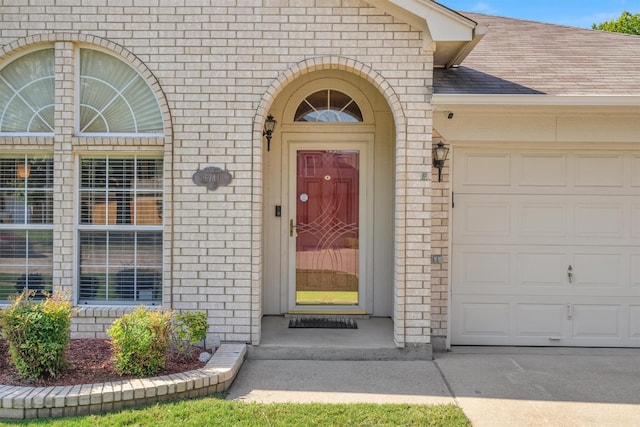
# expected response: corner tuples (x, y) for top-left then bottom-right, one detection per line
(0, 339), (206, 387)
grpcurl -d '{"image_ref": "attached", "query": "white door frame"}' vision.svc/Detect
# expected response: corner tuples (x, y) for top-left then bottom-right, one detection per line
(283, 134), (374, 314)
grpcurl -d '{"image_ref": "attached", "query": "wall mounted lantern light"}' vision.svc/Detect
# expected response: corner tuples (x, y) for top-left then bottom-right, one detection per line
(263, 115), (277, 151)
(432, 141), (449, 182)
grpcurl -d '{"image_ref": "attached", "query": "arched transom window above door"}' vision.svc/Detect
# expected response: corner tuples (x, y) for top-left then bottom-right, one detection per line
(294, 89), (363, 123)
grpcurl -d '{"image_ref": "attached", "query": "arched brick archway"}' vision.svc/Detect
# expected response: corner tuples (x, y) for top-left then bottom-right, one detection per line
(251, 56), (412, 347)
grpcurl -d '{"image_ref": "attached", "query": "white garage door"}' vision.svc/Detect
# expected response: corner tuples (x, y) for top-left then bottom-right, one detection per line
(451, 148), (640, 347)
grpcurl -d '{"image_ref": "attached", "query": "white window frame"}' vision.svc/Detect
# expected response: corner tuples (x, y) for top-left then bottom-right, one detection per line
(75, 155), (164, 305)
(0, 154), (54, 300)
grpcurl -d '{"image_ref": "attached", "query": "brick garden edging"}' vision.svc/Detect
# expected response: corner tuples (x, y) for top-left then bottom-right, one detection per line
(0, 343), (246, 420)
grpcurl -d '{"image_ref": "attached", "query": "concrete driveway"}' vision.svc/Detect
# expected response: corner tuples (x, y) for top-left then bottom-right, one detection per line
(227, 347), (640, 426)
(435, 347), (640, 426)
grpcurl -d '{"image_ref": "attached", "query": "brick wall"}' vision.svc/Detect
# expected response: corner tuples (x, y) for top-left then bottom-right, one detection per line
(430, 135), (450, 343)
(0, 0), (435, 346)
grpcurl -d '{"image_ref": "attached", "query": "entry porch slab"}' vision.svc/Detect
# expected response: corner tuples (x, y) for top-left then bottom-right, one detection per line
(249, 316), (432, 360)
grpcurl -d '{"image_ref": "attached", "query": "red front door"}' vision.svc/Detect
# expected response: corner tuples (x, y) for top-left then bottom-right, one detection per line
(295, 150), (359, 305)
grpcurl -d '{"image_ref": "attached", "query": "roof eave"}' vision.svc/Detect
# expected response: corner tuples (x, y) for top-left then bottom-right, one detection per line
(365, 0), (480, 66)
(433, 94), (640, 107)
(444, 25), (488, 68)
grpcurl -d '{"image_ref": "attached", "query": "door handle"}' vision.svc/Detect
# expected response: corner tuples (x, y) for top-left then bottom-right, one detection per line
(567, 265), (574, 283)
(290, 219), (297, 237)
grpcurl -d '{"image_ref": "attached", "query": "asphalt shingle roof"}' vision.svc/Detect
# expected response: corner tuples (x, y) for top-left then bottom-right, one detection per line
(434, 12), (640, 96)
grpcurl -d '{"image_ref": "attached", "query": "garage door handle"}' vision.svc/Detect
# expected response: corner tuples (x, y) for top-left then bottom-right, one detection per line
(567, 265), (574, 283)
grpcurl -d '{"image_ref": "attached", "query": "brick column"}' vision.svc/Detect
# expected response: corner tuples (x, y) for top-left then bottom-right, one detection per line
(52, 41), (76, 296)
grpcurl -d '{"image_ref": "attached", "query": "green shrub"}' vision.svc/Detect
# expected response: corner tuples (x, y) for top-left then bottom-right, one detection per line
(170, 311), (208, 354)
(0, 290), (72, 380)
(107, 306), (172, 376)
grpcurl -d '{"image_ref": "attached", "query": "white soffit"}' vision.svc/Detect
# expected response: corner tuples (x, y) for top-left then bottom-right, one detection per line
(433, 94), (640, 108)
(366, 0), (482, 67)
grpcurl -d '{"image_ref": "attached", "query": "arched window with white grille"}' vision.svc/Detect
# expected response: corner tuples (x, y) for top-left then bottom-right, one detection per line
(79, 49), (163, 135)
(0, 49), (55, 134)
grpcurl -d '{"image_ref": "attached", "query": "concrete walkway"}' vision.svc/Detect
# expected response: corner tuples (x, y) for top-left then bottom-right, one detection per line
(227, 347), (640, 426)
(227, 359), (453, 405)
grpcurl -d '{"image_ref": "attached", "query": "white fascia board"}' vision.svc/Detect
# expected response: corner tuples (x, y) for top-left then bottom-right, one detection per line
(423, 6), (475, 41)
(433, 94), (640, 107)
(445, 24), (488, 68)
(366, 0), (476, 41)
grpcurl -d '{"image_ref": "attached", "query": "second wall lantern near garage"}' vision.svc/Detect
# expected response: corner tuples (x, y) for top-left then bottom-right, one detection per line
(432, 140), (449, 182)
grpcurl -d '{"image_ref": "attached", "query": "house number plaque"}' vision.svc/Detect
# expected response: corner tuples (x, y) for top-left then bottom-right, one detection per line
(192, 166), (233, 191)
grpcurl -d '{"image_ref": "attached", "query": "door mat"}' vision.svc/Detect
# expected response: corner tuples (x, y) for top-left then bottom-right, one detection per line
(288, 318), (358, 329)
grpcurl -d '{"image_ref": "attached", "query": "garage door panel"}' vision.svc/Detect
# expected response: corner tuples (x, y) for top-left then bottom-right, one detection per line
(574, 204), (624, 238)
(520, 203), (566, 237)
(453, 196), (513, 242)
(571, 304), (622, 339)
(629, 306), (640, 339)
(575, 154), (624, 187)
(454, 246), (573, 295)
(633, 255), (640, 288)
(452, 298), (640, 346)
(633, 155), (640, 186)
(518, 154), (567, 187)
(454, 195), (566, 244)
(455, 195), (635, 245)
(455, 246), (637, 295)
(516, 304), (565, 338)
(459, 152), (511, 186)
(457, 250), (510, 288)
(452, 296), (571, 345)
(519, 253), (567, 287)
(463, 202), (511, 236)
(458, 301), (510, 337)
(452, 148), (640, 347)
(456, 152), (638, 195)
(633, 205), (640, 238)
(573, 253), (624, 289)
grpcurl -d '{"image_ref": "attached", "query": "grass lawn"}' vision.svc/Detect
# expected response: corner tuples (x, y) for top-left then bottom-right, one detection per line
(1, 396), (470, 426)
